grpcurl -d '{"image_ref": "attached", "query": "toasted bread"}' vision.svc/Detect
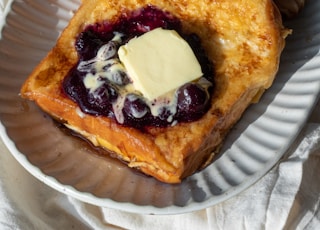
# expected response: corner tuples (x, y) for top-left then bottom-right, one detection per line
(21, 0), (287, 183)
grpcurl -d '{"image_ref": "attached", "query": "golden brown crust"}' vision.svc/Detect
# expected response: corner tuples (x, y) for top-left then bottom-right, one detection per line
(21, 0), (287, 183)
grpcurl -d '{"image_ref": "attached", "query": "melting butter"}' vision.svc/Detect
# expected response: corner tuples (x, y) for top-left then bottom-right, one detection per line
(118, 28), (203, 100)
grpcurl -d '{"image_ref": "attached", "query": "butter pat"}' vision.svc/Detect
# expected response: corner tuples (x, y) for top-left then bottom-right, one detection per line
(118, 28), (202, 100)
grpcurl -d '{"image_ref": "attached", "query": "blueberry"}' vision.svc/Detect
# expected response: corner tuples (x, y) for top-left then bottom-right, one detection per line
(176, 83), (210, 121)
(184, 34), (214, 82)
(100, 61), (130, 85)
(86, 83), (118, 113)
(106, 70), (130, 85)
(76, 30), (105, 61)
(62, 67), (84, 100)
(97, 41), (118, 60)
(149, 106), (175, 127)
(117, 5), (181, 37)
(77, 59), (96, 73)
(123, 94), (150, 119)
(107, 84), (119, 102)
(158, 107), (173, 121)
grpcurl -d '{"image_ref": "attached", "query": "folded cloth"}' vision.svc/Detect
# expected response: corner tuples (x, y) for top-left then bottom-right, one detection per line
(0, 0), (7, 9)
(0, 0), (10, 23)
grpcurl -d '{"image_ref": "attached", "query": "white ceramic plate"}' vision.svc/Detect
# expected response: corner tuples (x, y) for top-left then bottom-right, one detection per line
(0, 0), (319, 215)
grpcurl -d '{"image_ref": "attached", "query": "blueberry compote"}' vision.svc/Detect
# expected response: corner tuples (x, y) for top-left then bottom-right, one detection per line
(63, 5), (214, 129)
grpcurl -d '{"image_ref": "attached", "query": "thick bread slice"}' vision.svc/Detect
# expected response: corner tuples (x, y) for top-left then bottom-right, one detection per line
(21, 0), (287, 183)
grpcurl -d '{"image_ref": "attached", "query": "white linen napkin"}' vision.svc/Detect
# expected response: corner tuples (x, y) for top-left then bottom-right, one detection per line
(0, 0), (7, 10)
(0, 1), (320, 229)
(0, 0), (10, 30)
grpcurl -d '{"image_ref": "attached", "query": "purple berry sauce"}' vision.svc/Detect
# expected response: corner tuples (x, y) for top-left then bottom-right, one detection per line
(62, 5), (214, 129)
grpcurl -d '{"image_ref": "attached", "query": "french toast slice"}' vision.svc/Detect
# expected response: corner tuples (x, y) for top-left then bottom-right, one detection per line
(21, 0), (287, 183)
